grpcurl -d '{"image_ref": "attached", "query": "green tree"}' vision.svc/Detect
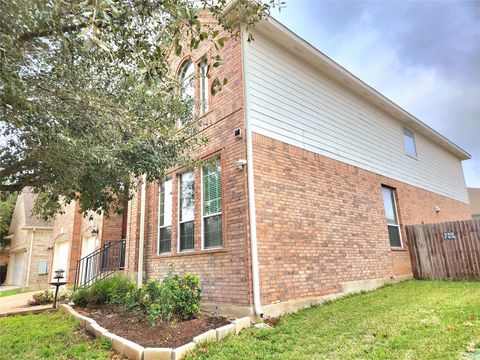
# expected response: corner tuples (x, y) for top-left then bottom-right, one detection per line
(0, 0), (274, 219)
(0, 192), (17, 250)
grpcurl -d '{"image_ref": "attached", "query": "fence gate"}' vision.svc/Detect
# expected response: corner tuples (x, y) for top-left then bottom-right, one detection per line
(405, 219), (480, 280)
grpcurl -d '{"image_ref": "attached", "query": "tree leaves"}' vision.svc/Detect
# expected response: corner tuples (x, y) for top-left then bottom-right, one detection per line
(0, 0), (271, 219)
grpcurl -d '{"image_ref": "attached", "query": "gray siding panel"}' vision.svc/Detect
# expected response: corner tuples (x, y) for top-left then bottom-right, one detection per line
(246, 34), (469, 203)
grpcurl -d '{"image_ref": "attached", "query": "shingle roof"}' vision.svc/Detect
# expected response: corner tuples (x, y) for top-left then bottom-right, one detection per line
(21, 188), (53, 228)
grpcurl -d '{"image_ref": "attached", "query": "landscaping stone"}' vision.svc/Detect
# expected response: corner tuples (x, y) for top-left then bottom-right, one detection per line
(89, 322), (108, 338)
(216, 323), (235, 341)
(193, 329), (216, 344)
(144, 347), (173, 360)
(233, 316), (251, 334)
(103, 332), (125, 355)
(84, 318), (98, 335)
(172, 342), (196, 360)
(122, 339), (145, 360)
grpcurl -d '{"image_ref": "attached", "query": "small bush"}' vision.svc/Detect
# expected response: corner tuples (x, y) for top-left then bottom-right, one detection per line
(28, 290), (54, 306)
(71, 288), (89, 307)
(71, 275), (134, 307)
(145, 269), (201, 323)
(70, 269), (201, 324)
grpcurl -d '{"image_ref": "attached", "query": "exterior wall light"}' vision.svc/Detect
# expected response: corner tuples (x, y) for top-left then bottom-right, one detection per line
(236, 159), (247, 170)
(435, 206), (441, 214)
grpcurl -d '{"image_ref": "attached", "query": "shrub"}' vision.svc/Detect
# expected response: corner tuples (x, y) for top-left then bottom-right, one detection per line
(145, 269), (201, 323)
(28, 290), (54, 306)
(70, 269), (201, 324)
(71, 288), (89, 307)
(71, 275), (135, 307)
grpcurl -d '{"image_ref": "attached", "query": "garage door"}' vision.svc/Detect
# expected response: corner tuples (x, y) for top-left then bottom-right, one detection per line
(11, 252), (25, 285)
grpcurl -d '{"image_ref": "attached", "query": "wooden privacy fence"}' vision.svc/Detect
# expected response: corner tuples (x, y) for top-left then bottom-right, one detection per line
(406, 219), (480, 280)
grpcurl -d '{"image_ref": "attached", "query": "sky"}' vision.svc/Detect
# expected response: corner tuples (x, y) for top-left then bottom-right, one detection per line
(272, 0), (480, 188)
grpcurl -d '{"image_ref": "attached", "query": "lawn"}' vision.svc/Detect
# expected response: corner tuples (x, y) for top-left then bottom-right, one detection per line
(0, 289), (21, 297)
(189, 280), (480, 360)
(0, 311), (117, 359)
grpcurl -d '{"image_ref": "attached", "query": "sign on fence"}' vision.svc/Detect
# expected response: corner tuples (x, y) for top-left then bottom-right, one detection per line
(406, 219), (480, 280)
(442, 232), (456, 240)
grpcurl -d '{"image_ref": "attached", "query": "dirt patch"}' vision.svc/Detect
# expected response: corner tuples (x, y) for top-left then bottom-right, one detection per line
(264, 317), (280, 327)
(75, 306), (229, 348)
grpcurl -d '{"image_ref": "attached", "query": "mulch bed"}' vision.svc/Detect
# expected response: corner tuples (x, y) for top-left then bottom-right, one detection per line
(75, 305), (229, 348)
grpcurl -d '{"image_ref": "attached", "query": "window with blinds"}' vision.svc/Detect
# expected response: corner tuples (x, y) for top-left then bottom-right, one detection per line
(381, 186), (403, 248)
(179, 172), (195, 251)
(202, 157), (222, 248)
(158, 179), (172, 254)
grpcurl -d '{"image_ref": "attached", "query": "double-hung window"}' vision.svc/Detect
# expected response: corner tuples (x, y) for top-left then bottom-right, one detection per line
(402, 127), (417, 157)
(179, 172), (195, 251)
(381, 186), (402, 248)
(158, 179), (172, 254)
(202, 157), (222, 248)
(199, 61), (209, 116)
(179, 61), (195, 127)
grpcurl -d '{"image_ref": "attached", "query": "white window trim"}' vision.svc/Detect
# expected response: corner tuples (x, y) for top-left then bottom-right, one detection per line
(157, 179), (172, 255)
(383, 186), (403, 249)
(401, 126), (418, 159)
(178, 60), (195, 129)
(199, 61), (209, 116)
(201, 164), (223, 250)
(178, 173), (195, 253)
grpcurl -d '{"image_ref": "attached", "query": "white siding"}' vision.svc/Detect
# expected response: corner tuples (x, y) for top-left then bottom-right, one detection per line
(245, 34), (469, 203)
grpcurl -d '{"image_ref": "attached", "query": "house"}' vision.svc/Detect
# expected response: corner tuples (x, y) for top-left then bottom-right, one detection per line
(468, 188), (480, 219)
(119, 12), (472, 318)
(4, 189), (53, 290)
(50, 200), (127, 285)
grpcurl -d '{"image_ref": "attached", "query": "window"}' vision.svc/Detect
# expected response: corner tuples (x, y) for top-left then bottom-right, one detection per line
(402, 127), (417, 157)
(202, 157), (222, 248)
(381, 186), (402, 248)
(158, 179), (172, 254)
(38, 260), (49, 275)
(199, 61), (209, 115)
(179, 60), (195, 126)
(179, 172), (195, 251)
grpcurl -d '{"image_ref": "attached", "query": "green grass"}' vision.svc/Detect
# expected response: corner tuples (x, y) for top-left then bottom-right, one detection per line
(0, 311), (115, 359)
(0, 290), (21, 297)
(189, 280), (480, 360)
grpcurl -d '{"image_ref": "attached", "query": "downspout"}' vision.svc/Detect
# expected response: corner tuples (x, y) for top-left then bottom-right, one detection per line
(25, 228), (35, 288)
(137, 174), (147, 289)
(241, 25), (263, 318)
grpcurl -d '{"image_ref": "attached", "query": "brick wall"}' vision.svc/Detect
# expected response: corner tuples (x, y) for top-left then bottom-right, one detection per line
(51, 200), (126, 284)
(27, 229), (53, 289)
(125, 21), (253, 308)
(252, 133), (471, 305)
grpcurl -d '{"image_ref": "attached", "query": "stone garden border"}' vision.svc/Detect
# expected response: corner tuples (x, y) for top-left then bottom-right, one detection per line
(59, 304), (252, 360)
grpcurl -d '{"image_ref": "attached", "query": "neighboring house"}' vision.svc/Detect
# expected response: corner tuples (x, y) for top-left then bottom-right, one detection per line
(468, 188), (480, 219)
(50, 200), (126, 285)
(4, 189), (53, 290)
(120, 12), (472, 317)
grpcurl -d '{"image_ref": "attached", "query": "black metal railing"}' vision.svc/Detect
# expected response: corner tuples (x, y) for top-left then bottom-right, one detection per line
(74, 239), (126, 290)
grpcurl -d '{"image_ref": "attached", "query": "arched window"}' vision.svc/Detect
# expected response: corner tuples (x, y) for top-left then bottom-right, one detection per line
(179, 60), (194, 126)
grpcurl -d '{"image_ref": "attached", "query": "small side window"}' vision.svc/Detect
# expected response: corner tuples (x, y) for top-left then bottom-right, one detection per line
(381, 186), (403, 248)
(402, 127), (417, 157)
(38, 260), (49, 275)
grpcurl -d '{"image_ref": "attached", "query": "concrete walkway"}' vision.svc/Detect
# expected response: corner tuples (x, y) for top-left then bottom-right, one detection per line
(0, 290), (51, 316)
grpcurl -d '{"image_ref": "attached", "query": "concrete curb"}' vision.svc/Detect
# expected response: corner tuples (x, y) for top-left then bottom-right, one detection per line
(59, 304), (253, 360)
